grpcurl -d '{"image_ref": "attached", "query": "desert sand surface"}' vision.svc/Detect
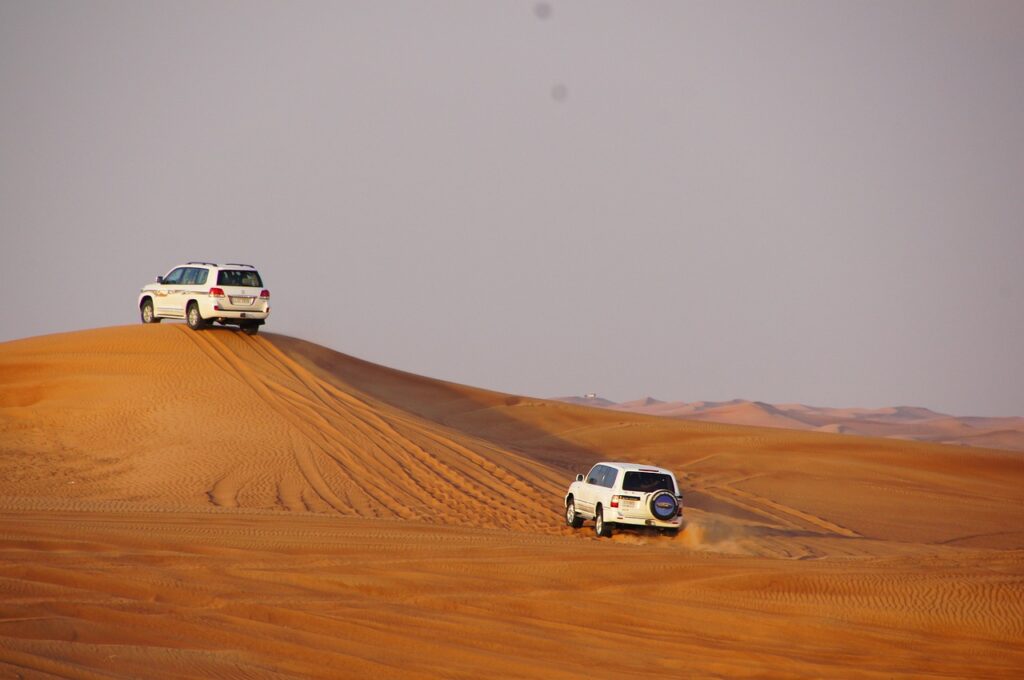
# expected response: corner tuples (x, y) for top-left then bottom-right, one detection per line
(558, 395), (1024, 451)
(2, 325), (1023, 678)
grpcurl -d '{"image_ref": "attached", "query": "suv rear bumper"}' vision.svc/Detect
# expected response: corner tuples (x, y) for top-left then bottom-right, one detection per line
(610, 514), (683, 529)
(208, 310), (269, 321)
(198, 299), (269, 321)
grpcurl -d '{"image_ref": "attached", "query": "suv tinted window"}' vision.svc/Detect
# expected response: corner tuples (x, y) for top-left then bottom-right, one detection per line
(217, 269), (262, 287)
(182, 267), (208, 285)
(163, 268), (186, 285)
(622, 472), (676, 494)
(586, 465), (602, 485)
(600, 467), (618, 488)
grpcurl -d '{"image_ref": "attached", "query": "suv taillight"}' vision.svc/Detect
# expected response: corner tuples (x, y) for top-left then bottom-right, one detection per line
(209, 287), (225, 298)
(610, 495), (639, 508)
(260, 290), (270, 299)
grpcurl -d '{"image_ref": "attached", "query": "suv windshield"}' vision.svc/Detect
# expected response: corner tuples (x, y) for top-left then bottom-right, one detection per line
(217, 270), (263, 287)
(622, 472), (676, 494)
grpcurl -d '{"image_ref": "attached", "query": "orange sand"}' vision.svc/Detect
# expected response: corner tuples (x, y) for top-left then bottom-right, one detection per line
(1, 325), (1023, 678)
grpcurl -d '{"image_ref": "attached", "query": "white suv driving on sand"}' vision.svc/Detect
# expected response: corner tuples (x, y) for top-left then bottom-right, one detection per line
(564, 462), (684, 538)
(138, 262), (270, 335)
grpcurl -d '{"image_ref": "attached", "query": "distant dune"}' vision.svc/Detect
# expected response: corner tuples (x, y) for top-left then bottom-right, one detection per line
(3, 326), (1024, 678)
(557, 395), (1024, 451)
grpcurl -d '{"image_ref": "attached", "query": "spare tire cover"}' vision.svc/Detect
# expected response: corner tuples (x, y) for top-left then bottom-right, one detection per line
(650, 490), (678, 520)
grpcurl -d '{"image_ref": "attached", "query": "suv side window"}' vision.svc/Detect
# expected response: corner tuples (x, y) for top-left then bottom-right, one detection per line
(163, 268), (186, 285)
(587, 465), (616, 488)
(601, 467), (618, 488)
(181, 267), (209, 286)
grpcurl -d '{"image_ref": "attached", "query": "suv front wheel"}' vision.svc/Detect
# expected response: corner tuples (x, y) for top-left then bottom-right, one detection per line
(140, 299), (159, 324)
(565, 499), (584, 529)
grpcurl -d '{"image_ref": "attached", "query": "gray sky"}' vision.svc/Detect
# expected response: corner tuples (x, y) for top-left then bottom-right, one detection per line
(2, 1), (1022, 416)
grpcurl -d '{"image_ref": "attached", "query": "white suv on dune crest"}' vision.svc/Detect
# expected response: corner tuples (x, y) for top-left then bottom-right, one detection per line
(138, 262), (270, 335)
(564, 462), (684, 538)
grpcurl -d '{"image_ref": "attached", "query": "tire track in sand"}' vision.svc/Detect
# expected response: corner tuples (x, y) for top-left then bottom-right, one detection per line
(246, 334), (565, 530)
(708, 481), (862, 538)
(242, 336), (508, 523)
(178, 328), (381, 518)
(181, 328), (562, 530)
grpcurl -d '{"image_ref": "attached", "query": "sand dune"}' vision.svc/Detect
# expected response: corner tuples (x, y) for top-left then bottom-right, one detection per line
(562, 395), (1024, 451)
(2, 325), (1024, 678)
(0, 326), (564, 530)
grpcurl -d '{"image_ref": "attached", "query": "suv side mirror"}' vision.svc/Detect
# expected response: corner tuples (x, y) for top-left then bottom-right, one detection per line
(155, 275), (164, 284)
(575, 474), (584, 482)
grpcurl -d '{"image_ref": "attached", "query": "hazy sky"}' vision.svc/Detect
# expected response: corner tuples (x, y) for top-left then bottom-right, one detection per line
(2, 1), (1022, 416)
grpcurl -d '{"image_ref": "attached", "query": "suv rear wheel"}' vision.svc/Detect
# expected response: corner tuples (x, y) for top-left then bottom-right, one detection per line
(186, 302), (207, 330)
(594, 506), (613, 538)
(242, 322), (259, 336)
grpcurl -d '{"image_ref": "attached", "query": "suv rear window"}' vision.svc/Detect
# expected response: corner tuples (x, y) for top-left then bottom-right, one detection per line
(217, 270), (263, 287)
(622, 472), (676, 494)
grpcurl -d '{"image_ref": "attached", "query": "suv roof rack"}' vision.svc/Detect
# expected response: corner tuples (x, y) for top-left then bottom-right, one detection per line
(187, 261), (217, 267)
(224, 263), (255, 268)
